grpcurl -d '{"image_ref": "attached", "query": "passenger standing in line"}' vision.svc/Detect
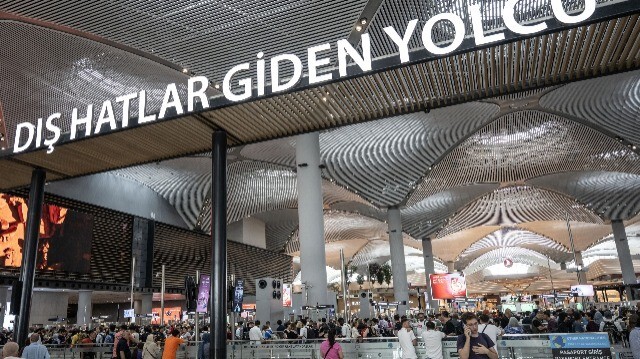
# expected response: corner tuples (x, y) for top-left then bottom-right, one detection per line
(116, 331), (132, 359)
(22, 333), (50, 359)
(421, 321), (445, 359)
(2, 341), (20, 359)
(197, 333), (210, 359)
(397, 319), (417, 359)
(161, 329), (184, 359)
(320, 328), (343, 359)
(142, 334), (161, 359)
(457, 313), (498, 359)
(337, 318), (350, 339)
(478, 314), (503, 345)
(628, 315), (640, 359)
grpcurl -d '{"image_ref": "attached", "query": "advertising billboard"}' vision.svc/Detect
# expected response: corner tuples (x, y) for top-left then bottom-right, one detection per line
(282, 283), (292, 307)
(196, 274), (210, 313)
(0, 193), (93, 273)
(232, 279), (244, 313)
(570, 285), (594, 297)
(429, 273), (467, 299)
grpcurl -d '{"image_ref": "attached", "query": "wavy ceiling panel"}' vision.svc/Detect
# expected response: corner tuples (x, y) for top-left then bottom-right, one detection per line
(528, 171), (640, 220)
(411, 110), (640, 199)
(456, 228), (572, 268)
(464, 247), (556, 275)
(402, 183), (499, 239)
(438, 186), (603, 238)
(540, 70), (640, 144)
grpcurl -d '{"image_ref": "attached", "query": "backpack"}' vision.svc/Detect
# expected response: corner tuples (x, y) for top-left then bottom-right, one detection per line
(602, 321), (620, 343)
(105, 332), (115, 344)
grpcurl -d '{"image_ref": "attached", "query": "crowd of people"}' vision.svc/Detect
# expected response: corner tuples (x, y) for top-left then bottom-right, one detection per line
(230, 304), (640, 359)
(0, 304), (637, 359)
(0, 323), (212, 359)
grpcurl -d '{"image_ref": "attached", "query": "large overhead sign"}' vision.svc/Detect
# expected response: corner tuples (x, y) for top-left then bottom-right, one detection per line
(430, 273), (467, 299)
(8, 0), (629, 155)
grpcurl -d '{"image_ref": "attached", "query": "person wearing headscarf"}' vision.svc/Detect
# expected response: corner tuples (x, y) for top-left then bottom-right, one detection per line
(198, 333), (211, 359)
(142, 334), (161, 359)
(504, 317), (524, 334)
(594, 311), (604, 327)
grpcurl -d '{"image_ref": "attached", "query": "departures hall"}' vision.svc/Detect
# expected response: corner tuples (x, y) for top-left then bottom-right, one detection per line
(0, 0), (639, 358)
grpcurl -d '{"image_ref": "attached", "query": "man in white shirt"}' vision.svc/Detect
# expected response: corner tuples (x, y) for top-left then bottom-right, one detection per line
(398, 319), (417, 359)
(413, 312), (428, 338)
(235, 322), (244, 340)
(338, 318), (351, 339)
(299, 320), (308, 340)
(422, 321), (446, 359)
(478, 314), (503, 346)
(249, 321), (262, 344)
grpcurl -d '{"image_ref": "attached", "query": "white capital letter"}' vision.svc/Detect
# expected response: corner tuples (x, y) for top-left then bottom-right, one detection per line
(422, 13), (466, 55)
(308, 43), (332, 84)
(503, 0), (547, 34)
(338, 34), (372, 77)
(223, 63), (252, 102)
(95, 100), (116, 134)
(115, 92), (137, 128)
(270, 54), (303, 93)
(44, 113), (61, 154)
(469, 4), (505, 45)
(383, 19), (418, 63)
(551, 0), (595, 24)
(138, 90), (157, 124)
(13, 122), (35, 153)
(188, 76), (210, 112)
(71, 104), (93, 140)
(159, 83), (184, 119)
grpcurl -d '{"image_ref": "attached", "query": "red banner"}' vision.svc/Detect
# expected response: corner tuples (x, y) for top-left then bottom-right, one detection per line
(430, 273), (467, 299)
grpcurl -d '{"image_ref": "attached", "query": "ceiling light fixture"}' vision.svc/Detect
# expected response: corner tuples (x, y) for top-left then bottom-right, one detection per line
(182, 68), (189, 74)
(360, 18), (367, 25)
(355, 25), (363, 32)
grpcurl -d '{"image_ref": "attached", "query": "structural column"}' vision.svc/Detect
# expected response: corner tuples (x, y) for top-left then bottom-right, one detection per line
(0, 286), (8, 328)
(14, 168), (46, 347)
(574, 251), (587, 285)
(210, 131), (227, 359)
(295, 133), (328, 307)
(76, 290), (93, 327)
(421, 238), (439, 311)
(141, 293), (153, 316)
(447, 261), (455, 273)
(612, 220), (637, 300)
(388, 207), (409, 314)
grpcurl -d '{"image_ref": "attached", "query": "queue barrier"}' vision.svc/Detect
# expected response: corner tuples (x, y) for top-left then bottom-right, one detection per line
(16, 333), (632, 359)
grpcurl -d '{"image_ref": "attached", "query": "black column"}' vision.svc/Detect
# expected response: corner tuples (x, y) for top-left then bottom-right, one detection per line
(210, 131), (227, 359)
(132, 217), (154, 288)
(15, 168), (46, 347)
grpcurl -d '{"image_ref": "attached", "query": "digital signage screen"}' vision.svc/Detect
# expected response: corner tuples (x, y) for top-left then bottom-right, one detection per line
(570, 285), (594, 297)
(232, 279), (244, 313)
(282, 283), (292, 307)
(430, 273), (467, 299)
(0, 193), (93, 273)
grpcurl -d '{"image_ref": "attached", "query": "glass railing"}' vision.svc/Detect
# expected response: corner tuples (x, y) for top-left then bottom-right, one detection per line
(11, 333), (632, 359)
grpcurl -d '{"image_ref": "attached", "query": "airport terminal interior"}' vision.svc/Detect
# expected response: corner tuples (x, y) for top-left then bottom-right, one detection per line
(1, 0), (640, 358)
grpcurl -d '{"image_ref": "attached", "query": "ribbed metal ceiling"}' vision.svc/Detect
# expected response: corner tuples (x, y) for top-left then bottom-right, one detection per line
(1, 1), (640, 291)
(438, 186), (604, 238)
(1, 0), (369, 83)
(456, 228), (572, 269)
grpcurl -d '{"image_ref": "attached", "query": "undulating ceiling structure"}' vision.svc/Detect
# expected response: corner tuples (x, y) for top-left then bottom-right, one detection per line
(1, 0), (640, 294)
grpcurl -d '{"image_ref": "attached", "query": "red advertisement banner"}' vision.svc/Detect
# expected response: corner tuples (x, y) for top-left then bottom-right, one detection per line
(429, 273), (467, 299)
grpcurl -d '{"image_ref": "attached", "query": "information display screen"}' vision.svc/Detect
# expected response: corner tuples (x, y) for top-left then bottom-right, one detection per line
(0, 193), (93, 273)
(430, 273), (467, 299)
(282, 283), (292, 307)
(570, 285), (594, 297)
